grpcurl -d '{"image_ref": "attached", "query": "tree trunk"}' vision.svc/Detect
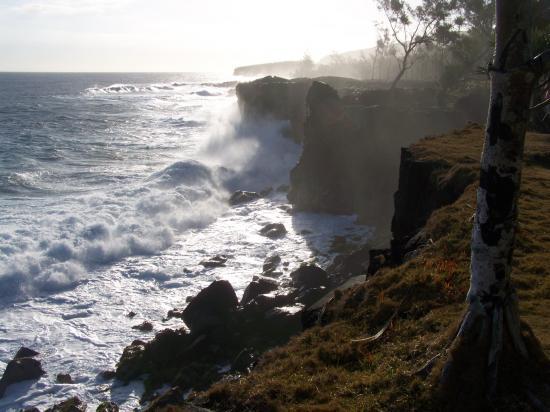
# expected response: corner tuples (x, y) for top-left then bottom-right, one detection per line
(437, 0), (550, 409)
(390, 52), (409, 90)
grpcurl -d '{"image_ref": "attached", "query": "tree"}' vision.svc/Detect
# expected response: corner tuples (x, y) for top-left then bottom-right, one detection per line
(375, 0), (454, 89)
(438, 0), (550, 408)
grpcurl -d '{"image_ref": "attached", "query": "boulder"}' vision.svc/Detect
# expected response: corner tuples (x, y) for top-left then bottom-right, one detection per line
(132, 321), (153, 332)
(182, 280), (238, 333)
(0, 357), (45, 398)
(96, 401), (119, 412)
(45, 396), (86, 412)
(199, 255), (228, 268)
(290, 264), (329, 289)
(259, 223), (287, 239)
(99, 370), (116, 380)
(241, 277), (279, 305)
(262, 254), (281, 274)
(327, 244), (371, 276)
(229, 190), (260, 206)
(56, 373), (73, 384)
(14, 347), (39, 360)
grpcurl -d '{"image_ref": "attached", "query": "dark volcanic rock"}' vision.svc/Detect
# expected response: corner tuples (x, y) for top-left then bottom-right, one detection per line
(14, 347), (39, 360)
(182, 280), (238, 333)
(96, 401), (119, 412)
(288, 80), (469, 235)
(0, 357), (45, 398)
(56, 373), (74, 384)
(290, 264), (329, 289)
(262, 254), (281, 274)
(99, 370), (116, 380)
(236, 76), (312, 142)
(259, 223), (287, 239)
(45, 396), (86, 412)
(327, 244), (371, 276)
(241, 277), (279, 305)
(229, 190), (260, 206)
(199, 255), (228, 268)
(132, 321), (153, 332)
(391, 150), (476, 261)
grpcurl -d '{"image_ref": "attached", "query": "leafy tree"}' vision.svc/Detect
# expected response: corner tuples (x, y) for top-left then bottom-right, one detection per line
(375, 0), (455, 89)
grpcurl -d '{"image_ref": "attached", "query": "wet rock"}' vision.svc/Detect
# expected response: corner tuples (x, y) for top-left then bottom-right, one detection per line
(115, 341), (147, 382)
(236, 76), (312, 142)
(14, 347), (39, 360)
(166, 308), (184, 320)
(241, 277), (279, 305)
(327, 244), (371, 276)
(99, 370), (116, 380)
(262, 254), (281, 274)
(259, 223), (287, 239)
(229, 190), (260, 206)
(126, 311), (136, 318)
(132, 321), (153, 332)
(0, 357), (45, 398)
(290, 264), (329, 289)
(45, 396), (86, 412)
(96, 401), (119, 412)
(183, 280), (238, 333)
(56, 373), (73, 384)
(199, 255), (228, 268)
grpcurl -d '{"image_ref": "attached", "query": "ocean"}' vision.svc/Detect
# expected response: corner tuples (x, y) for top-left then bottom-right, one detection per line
(0, 73), (371, 410)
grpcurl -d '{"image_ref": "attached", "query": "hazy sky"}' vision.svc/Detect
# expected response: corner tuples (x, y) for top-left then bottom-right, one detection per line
(0, 0), (380, 73)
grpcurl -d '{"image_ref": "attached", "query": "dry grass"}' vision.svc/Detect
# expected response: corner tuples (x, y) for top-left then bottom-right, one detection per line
(193, 126), (550, 411)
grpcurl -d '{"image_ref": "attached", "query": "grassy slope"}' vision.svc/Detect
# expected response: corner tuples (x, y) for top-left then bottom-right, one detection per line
(195, 125), (550, 411)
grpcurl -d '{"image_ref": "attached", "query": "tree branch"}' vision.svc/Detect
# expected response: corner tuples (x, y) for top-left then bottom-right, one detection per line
(529, 49), (550, 77)
(530, 97), (550, 111)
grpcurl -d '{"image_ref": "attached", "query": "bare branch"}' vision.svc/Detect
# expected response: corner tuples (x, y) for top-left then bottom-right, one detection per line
(530, 97), (550, 111)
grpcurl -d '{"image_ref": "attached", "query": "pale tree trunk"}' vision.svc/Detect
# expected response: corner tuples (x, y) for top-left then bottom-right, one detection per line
(438, 0), (550, 408)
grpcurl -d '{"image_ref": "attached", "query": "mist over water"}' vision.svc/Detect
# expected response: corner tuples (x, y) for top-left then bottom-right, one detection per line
(0, 73), (372, 410)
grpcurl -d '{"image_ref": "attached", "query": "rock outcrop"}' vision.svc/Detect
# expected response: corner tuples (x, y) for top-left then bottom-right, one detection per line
(236, 76), (312, 142)
(287, 81), (470, 235)
(390, 135), (478, 262)
(0, 348), (45, 398)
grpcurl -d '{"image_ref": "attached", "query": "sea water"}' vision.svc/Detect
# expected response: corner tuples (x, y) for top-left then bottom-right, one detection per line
(0, 73), (372, 410)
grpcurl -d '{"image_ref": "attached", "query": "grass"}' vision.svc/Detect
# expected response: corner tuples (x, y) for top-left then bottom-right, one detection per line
(190, 125), (550, 411)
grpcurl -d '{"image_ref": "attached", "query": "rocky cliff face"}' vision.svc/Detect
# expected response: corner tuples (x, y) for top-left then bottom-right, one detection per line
(287, 82), (471, 237)
(236, 76), (483, 239)
(390, 146), (477, 262)
(236, 76), (312, 142)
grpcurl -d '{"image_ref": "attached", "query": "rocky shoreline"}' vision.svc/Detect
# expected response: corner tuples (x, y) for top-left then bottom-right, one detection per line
(0, 76), (499, 411)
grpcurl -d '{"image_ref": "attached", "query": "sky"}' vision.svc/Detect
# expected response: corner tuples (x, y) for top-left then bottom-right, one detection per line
(0, 0), (380, 73)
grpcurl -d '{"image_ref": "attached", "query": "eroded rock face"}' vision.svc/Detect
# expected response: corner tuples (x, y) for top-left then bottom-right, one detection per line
(236, 76), (312, 142)
(287, 81), (470, 235)
(183, 280), (238, 333)
(391, 150), (476, 261)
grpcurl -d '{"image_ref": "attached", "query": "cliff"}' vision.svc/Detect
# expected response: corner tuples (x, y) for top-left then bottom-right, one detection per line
(194, 126), (550, 411)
